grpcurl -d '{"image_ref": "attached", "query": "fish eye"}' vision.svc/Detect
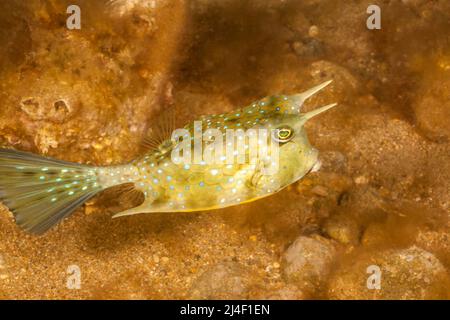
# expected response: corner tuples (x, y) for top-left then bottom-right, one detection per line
(273, 125), (294, 143)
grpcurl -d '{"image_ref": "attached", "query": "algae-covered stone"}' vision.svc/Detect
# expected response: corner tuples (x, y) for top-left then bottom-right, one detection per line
(322, 214), (360, 245)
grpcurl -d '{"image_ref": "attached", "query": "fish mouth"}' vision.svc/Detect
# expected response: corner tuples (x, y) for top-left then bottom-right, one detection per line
(310, 159), (322, 173)
(304, 148), (320, 174)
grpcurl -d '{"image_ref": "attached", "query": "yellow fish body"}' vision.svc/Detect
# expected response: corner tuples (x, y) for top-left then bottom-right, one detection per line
(0, 81), (337, 234)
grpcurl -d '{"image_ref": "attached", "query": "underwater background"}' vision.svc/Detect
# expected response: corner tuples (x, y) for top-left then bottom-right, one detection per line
(0, 0), (449, 299)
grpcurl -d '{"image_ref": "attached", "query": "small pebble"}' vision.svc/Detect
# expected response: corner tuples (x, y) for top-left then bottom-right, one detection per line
(311, 185), (328, 197)
(354, 175), (369, 185)
(309, 25), (319, 37)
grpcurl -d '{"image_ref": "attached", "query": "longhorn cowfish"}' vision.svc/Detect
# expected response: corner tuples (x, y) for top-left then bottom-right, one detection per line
(0, 81), (337, 234)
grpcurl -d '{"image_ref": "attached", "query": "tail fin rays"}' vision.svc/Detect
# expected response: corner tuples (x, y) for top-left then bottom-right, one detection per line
(0, 148), (103, 234)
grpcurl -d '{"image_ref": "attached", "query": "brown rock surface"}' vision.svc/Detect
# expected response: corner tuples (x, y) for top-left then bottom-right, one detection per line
(327, 246), (450, 300)
(283, 235), (337, 296)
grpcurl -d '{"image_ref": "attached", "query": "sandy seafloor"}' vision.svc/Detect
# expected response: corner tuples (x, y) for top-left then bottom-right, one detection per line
(0, 0), (449, 299)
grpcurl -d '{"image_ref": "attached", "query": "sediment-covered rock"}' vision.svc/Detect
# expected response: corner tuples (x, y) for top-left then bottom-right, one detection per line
(413, 69), (450, 142)
(328, 246), (450, 299)
(283, 235), (337, 295)
(189, 262), (251, 299)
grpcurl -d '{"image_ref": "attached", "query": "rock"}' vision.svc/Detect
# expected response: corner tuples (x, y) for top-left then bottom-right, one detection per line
(314, 2), (374, 61)
(190, 262), (251, 299)
(322, 214), (360, 245)
(422, 143), (450, 211)
(296, 172), (353, 211)
(347, 115), (428, 189)
(319, 151), (347, 173)
(0, 0), (187, 163)
(283, 235), (337, 295)
(309, 60), (361, 101)
(413, 70), (450, 141)
(361, 223), (388, 247)
(291, 39), (324, 58)
(415, 229), (450, 268)
(311, 185), (328, 197)
(20, 95), (73, 123)
(354, 175), (369, 185)
(308, 25), (319, 38)
(328, 246), (450, 299)
(84, 204), (97, 216)
(283, 9), (310, 36)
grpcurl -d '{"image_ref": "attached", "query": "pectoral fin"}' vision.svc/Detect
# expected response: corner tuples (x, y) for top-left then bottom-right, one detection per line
(249, 160), (268, 189)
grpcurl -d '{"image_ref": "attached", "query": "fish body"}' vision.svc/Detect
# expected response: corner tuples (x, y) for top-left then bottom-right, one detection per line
(0, 81), (337, 233)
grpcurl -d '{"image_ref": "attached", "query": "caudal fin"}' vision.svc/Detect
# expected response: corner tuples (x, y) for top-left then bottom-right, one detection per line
(0, 148), (103, 234)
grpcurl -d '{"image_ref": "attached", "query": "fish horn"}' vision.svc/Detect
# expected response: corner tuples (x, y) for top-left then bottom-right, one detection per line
(292, 80), (333, 107)
(302, 103), (338, 121)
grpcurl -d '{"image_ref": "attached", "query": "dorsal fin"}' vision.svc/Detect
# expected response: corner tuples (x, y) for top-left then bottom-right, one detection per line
(141, 105), (178, 154)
